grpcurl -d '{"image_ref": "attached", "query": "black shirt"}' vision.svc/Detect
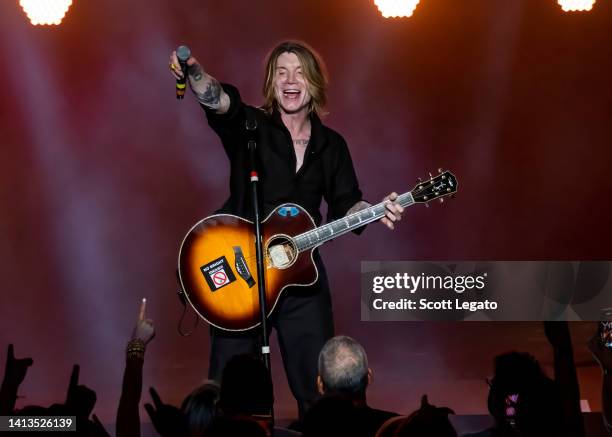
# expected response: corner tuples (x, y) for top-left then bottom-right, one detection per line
(202, 84), (363, 227)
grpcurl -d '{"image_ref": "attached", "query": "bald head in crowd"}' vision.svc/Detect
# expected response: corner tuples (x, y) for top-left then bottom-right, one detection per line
(312, 336), (400, 435)
(317, 336), (371, 399)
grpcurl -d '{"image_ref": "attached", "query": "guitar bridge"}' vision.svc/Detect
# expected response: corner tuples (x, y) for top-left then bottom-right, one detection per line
(233, 246), (255, 288)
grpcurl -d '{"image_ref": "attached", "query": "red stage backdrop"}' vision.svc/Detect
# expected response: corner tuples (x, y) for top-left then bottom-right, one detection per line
(1, 0), (610, 423)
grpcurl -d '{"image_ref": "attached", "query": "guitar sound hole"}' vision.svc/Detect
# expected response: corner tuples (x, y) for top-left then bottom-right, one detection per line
(266, 235), (297, 269)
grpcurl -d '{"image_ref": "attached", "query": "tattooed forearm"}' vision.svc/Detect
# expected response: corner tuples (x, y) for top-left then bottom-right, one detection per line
(188, 63), (204, 81)
(186, 63), (221, 108)
(185, 61), (229, 114)
(195, 78), (222, 108)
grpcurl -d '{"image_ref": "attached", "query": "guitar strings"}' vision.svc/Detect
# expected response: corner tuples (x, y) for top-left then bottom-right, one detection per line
(223, 181), (454, 265)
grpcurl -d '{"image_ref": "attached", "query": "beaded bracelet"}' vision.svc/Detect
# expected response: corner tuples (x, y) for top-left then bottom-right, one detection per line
(126, 338), (146, 359)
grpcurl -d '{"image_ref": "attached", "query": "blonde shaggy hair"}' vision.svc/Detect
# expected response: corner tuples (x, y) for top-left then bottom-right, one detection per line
(262, 41), (328, 117)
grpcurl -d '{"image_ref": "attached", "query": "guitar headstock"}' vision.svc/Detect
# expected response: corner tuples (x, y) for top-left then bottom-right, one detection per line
(411, 169), (458, 204)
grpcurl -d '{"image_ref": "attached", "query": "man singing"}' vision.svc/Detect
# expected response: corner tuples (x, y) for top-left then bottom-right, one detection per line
(168, 41), (403, 419)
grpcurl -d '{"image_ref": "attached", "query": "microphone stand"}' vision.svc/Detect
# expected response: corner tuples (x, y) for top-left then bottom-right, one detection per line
(245, 111), (275, 429)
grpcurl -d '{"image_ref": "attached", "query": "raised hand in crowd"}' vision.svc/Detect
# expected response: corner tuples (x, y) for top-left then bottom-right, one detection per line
(63, 363), (109, 436)
(90, 414), (111, 437)
(409, 394), (456, 436)
(376, 395), (456, 437)
(543, 320), (572, 349)
(543, 321), (585, 437)
(0, 344), (33, 414)
(117, 298), (156, 437)
(588, 323), (612, 431)
(2, 344), (33, 390)
(144, 387), (187, 437)
(133, 298), (155, 345)
(64, 364), (97, 420)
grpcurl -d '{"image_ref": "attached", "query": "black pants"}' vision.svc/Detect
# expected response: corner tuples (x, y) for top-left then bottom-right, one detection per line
(208, 251), (334, 419)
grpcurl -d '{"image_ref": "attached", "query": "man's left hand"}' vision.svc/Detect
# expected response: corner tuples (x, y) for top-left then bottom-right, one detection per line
(381, 192), (404, 230)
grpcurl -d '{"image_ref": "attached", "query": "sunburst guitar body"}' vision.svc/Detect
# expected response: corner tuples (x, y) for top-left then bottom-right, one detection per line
(178, 170), (458, 331)
(178, 204), (318, 331)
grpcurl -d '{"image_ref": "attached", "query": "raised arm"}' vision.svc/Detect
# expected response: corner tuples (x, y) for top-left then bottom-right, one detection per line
(169, 50), (231, 114)
(116, 299), (155, 437)
(0, 344), (32, 415)
(588, 327), (612, 431)
(543, 321), (585, 437)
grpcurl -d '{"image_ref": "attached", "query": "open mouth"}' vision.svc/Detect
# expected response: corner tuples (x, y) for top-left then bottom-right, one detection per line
(283, 90), (301, 100)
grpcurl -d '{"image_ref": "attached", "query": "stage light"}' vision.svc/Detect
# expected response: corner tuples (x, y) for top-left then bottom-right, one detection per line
(20, 0), (73, 25)
(374, 0), (420, 18)
(557, 0), (596, 12)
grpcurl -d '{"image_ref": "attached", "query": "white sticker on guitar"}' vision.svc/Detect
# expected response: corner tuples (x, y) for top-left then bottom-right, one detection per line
(200, 255), (236, 292)
(211, 269), (230, 288)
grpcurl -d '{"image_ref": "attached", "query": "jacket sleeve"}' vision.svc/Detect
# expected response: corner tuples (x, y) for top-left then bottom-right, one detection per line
(324, 135), (365, 234)
(200, 83), (246, 159)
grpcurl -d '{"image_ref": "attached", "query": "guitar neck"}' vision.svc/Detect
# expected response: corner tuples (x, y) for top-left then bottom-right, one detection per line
(294, 192), (415, 252)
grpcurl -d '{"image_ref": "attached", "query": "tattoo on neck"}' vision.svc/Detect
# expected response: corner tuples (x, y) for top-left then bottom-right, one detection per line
(196, 79), (222, 108)
(293, 139), (310, 146)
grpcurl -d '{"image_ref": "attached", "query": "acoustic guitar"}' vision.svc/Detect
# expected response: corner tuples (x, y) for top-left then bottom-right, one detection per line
(178, 170), (458, 331)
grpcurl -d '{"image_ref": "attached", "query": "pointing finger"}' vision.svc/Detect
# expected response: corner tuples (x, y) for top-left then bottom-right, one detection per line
(69, 364), (80, 389)
(138, 298), (146, 322)
(144, 403), (156, 420)
(149, 387), (163, 408)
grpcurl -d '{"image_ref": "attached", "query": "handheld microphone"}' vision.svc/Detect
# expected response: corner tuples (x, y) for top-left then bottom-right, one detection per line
(176, 45), (191, 99)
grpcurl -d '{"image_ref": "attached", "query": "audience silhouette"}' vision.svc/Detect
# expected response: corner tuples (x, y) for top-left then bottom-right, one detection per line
(3, 305), (611, 436)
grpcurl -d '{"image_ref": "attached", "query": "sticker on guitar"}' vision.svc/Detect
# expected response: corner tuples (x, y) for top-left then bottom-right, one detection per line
(278, 206), (300, 217)
(200, 256), (237, 291)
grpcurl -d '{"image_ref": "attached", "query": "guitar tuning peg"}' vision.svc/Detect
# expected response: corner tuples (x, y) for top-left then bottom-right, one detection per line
(429, 172), (433, 179)
(438, 168), (443, 173)
(417, 177), (422, 182)
(425, 203), (430, 208)
(439, 198), (444, 204)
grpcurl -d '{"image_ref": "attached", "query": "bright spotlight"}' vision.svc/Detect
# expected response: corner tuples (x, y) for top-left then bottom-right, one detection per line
(558, 0), (596, 12)
(374, 0), (420, 18)
(20, 0), (73, 25)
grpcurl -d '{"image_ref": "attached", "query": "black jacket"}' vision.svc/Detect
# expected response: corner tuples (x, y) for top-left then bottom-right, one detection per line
(202, 84), (364, 227)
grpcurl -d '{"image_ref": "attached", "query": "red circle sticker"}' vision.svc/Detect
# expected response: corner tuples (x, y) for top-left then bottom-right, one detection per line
(212, 271), (228, 285)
